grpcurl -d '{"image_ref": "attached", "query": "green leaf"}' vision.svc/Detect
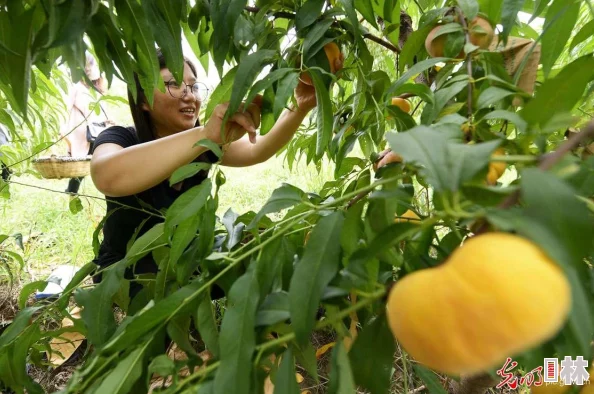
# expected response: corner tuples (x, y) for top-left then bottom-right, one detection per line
(413, 364), (448, 394)
(0, 323), (43, 394)
(340, 200), (365, 256)
(349, 314), (395, 394)
(421, 78), (468, 125)
(254, 236), (289, 299)
(570, 19), (594, 53)
(164, 179), (212, 236)
(114, 0), (159, 105)
(0, 306), (42, 350)
(95, 345), (146, 394)
(226, 50), (277, 118)
(431, 23), (463, 40)
(398, 26), (433, 74)
(457, 0), (479, 21)
(213, 270), (260, 394)
(500, 0), (526, 43)
(74, 265), (125, 347)
(521, 169), (594, 268)
(302, 19), (334, 57)
(392, 83), (435, 106)
(1, 7), (34, 114)
(386, 126), (500, 191)
(69, 196), (83, 214)
(245, 68), (295, 108)
(148, 354), (176, 377)
(354, 0), (378, 29)
(127, 223), (167, 259)
(210, 0), (248, 74)
(205, 67), (238, 119)
(295, 0), (325, 31)
(18, 280), (46, 309)
(387, 57), (449, 98)
(292, 341), (319, 382)
(154, 0), (186, 82)
(476, 86), (515, 109)
(521, 55), (594, 127)
(248, 184), (305, 229)
(166, 214), (200, 294)
(169, 162), (212, 186)
(310, 69), (334, 159)
(480, 109), (527, 134)
(327, 342), (356, 394)
(340, 0), (373, 71)
(196, 293), (220, 358)
(103, 279), (206, 353)
(274, 348), (300, 394)
(167, 315), (199, 358)
(256, 291), (290, 326)
(273, 72), (299, 119)
(541, 0), (579, 77)
(289, 212), (344, 345)
(194, 139), (223, 159)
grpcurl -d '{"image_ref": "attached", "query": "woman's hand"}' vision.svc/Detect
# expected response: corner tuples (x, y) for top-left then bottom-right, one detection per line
(293, 81), (317, 113)
(204, 100), (261, 145)
(293, 56), (344, 113)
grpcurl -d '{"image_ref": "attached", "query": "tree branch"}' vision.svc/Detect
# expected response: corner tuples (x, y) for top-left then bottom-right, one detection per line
(244, 6), (401, 54)
(499, 119), (594, 209)
(473, 119), (594, 235)
(457, 8), (474, 120)
(363, 33), (401, 53)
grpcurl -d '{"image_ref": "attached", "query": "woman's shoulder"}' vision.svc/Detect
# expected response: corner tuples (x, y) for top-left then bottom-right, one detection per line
(92, 126), (140, 151)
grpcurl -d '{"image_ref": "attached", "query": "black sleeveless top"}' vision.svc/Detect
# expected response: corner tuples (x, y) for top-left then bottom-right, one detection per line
(91, 126), (217, 275)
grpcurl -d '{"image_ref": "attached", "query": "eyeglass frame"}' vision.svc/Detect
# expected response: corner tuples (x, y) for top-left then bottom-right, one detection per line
(164, 80), (210, 101)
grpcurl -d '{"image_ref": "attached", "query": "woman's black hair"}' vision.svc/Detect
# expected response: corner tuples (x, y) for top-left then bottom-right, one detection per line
(128, 49), (200, 144)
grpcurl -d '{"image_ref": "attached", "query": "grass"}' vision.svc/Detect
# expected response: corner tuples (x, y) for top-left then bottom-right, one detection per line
(0, 153), (334, 281)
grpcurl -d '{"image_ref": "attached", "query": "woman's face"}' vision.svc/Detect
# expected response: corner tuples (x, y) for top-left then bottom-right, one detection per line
(144, 63), (201, 138)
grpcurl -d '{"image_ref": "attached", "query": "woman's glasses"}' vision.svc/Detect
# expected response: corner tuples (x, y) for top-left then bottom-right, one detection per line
(165, 80), (210, 101)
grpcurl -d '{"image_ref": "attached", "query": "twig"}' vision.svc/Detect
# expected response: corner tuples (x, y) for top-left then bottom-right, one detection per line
(245, 5), (401, 54)
(363, 33), (401, 53)
(474, 119), (594, 234)
(457, 8), (474, 120)
(409, 385), (426, 394)
(502, 119), (594, 208)
(346, 189), (370, 209)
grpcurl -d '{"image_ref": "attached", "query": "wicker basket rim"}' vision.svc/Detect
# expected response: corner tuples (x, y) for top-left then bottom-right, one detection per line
(32, 155), (92, 163)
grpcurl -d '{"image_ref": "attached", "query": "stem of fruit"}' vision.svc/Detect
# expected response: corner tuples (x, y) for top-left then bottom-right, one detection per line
(457, 8), (474, 121)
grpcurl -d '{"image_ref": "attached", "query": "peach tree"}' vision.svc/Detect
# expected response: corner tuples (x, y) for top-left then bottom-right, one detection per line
(0, 0), (594, 393)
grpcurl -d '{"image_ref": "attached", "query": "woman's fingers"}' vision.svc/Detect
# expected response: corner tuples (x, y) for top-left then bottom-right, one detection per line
(229, 111), (256, 133)
(245, 103), (261, 129)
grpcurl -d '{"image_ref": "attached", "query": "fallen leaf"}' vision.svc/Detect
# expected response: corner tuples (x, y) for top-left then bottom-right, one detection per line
(315, 342), (336, 359)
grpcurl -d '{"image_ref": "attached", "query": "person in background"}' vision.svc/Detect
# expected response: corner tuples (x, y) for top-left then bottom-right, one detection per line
(61, 52), (111, 195)
(0, 125), (10, 182)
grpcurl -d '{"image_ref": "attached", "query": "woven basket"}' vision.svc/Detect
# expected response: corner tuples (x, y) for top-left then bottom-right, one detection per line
(32, 155), (92, 179)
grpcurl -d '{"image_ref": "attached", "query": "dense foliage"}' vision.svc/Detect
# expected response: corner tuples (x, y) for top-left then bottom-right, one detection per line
(1, 0), (594, 393)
